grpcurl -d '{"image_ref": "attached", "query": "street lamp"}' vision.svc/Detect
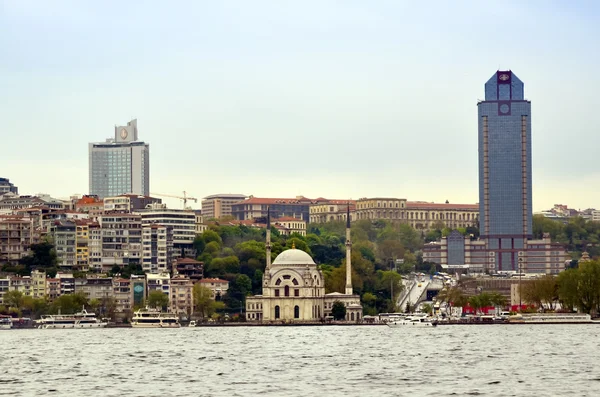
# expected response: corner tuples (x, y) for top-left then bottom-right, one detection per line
(518, 257), (524, 310)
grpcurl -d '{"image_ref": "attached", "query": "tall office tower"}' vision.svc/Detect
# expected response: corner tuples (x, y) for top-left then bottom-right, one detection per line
(478, 71), (532, 272)
(89, 119), (149, 199)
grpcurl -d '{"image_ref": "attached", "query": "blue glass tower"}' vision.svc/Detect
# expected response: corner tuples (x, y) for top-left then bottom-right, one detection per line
(478, 71), (532, 272)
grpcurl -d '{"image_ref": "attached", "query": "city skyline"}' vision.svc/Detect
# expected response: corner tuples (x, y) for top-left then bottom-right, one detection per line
(2, 2), (600, 211)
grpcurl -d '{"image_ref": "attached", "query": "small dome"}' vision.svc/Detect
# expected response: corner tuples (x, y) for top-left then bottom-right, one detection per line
(272, 249), (315, 266)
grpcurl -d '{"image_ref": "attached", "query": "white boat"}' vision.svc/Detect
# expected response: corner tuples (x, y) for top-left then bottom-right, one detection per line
(509, 313), (593, 324)
(0, 317), (12, 330)
(387, 316), (437, 327)
(37, 309), (107, 329)
(131, 308), (181, 328)
(188, 320), (196, 327)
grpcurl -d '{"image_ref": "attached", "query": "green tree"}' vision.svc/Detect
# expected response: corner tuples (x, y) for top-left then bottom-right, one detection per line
(193, 284), (224, 319)
(202, 229), (223, 246)
(331, 300), (346, 320)
(147, 291), (169, 311)
(3, 290), (25, 310)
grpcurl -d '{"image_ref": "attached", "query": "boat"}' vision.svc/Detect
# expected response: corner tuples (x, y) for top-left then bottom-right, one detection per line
(387, 316), (437, 327)
(36, 309), (107, 329)
(188, 320), (196, 327)
(0, 316), (12, 330)
(130, 308), (181, 328)
(508, 313), (593, 324)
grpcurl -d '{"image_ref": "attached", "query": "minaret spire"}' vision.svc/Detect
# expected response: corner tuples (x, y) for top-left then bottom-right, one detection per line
(345, 202), (353, 295)
(265, 206), (272, 270)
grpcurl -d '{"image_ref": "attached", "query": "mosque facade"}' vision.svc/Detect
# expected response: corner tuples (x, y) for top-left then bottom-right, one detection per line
(245, 207), (363, 322)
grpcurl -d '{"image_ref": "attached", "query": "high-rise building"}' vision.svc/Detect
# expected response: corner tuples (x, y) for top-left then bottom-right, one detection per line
(201, 194), (247, 219)
(89, 119), (150, 199)
(478, 70), (532, 272)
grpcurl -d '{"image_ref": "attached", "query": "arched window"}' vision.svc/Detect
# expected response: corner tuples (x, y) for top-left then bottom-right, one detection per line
(292, 278), (299, 286)
(275, 306), (280, 319)
(351, 312), (355, 321)
(284, 285), (290, 297)
(294, 305), (300, 319)
(275, 278), (282, 286)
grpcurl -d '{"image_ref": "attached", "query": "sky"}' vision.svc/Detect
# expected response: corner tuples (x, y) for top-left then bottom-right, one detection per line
(1, 1), (599, 211)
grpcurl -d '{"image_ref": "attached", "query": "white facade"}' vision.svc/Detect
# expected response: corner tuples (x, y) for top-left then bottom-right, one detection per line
(142, 224), (173, 274)
(135, 207), (196, 245)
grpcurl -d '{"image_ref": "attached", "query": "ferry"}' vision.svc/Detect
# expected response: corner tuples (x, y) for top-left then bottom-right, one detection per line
(387, 316), (437, 328)
(0, 316), (12, 330)
(509, 313), (593, 324)
(130, 308), (180, 328)
(37, 309), (108, 329)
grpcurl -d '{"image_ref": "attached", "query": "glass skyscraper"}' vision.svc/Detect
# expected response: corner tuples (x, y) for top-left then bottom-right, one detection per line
(89, 119), (150, 199)
(478, 71), (532, 272)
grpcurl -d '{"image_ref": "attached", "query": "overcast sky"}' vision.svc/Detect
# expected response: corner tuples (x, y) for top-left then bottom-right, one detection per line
(1, 1), (599, 211)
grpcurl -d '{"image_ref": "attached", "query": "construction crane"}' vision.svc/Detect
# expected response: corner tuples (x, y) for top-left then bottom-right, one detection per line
(150, 191), (198, 209)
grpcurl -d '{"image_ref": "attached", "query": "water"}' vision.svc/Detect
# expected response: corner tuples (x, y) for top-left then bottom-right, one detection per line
(1, 325), (600, 397)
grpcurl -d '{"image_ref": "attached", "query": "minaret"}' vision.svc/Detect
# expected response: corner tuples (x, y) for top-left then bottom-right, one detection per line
(345, 203), (353, 295)
(265, 206), (272, 270)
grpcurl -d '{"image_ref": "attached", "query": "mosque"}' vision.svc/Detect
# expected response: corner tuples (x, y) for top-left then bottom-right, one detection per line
(245, 207), (363, 322)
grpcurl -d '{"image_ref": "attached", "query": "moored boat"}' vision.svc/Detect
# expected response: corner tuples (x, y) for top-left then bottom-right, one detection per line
(387, 316), (437, 327)
(36, 309), (107, 329)
(131, 308), (180, 328)
(509, 313), (593, 324)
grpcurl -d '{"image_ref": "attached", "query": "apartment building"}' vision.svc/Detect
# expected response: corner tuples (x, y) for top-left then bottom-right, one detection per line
(141, 224), (173, 274)
(98, 213), (142, 271)
(50, 221), (76, 269)
(198, 278), (229, 299)
(170, 275), (194, 317)
(135, 204), (195, 258)
(0, 216), (34, 264)
(201, 194), (247, 220)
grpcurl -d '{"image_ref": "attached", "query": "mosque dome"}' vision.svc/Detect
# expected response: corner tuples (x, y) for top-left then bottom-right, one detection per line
(272, 248), (315, 266)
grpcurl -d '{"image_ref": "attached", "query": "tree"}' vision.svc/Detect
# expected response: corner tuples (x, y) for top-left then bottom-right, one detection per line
(193, 285), (224, 319)
(377, 240), (405, 264)
(421, 303), (433, 315)
(331, 300), (346, 320)
(3, 290), (25, 310)
(147, 291), (169, 311)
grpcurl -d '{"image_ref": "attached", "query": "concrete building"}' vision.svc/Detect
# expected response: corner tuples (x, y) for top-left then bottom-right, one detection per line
(170, 275), (194, 317)
(75, 278), (113, 301)
(231, 196), (315, 222)
(198, 278), (229, 300)
(46, 278), (60, 301)
(88, 222), (102, 271)
(0, 195), (64, 213)
(146, 272), (171, 297)
(104, 194), (161, 213)
(136, 204), (196, 258)
(74, 195), (104, 220)
(98, 213), (142, 271)
(0, 277), (9, 304)
(174, 258), (204, 282)
(246, 209), (362, 322)
(141, 224), (174, 274)
(355, 198), (407, 221)
(49, 221), (77, 270)
(89, 119), (150, 199)
(309, 200), (355, 223)
(201, 194), (247, 220)
(9, 276), (32, 297)
(0, 215), (34, 264)
(0, 178), (18, 195)
(274, 217), (307, 236)
(56, 272), (75, 295)
(113, 278), (133, 314)
(31, 269), (46, 299)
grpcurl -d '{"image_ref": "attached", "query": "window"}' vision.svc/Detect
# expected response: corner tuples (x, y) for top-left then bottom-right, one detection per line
(275, 306), (280, 319)
(292, 278), (298, 286)
(294, 289), (299, 297)
(294, 305), (300, 319)
(275, 289), (280, 297)
(285, 285), (290, 297)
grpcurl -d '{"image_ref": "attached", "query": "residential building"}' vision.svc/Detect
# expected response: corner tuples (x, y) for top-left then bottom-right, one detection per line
(75, 220), (90, 271)
(141, 224), (174, 274)
(75, 278), (113, 301)
(231, 196), (315, 222)
(146, 272), (171, 297)
(195, 212), (208, 234)
(198, 278), (229, 300)
(135, 204), (196, 258)
(74, 195), (104, 220)
(9, 276), (32, 297)
(104, 194), (161, 213)
(0, 178), (18, 195)
(88, 222), (102, 271)
(49, 221), (77, 270)
(201, 194), (247, 219)
(31, 269), (46, 299)
(45, 278), (60, 300)
(56, 272), (75, 295)
(174, 258), (204, 282)
(113, 278), (133, 314)
(0, 195), (64, 212)
(170, 275), (194, 317)
(0, 277), (9, 304)
(89, 119), (150, 199)
(98, 213), (142, 271)
(0, 216), (34, 264)
(131, 275), (146, 308)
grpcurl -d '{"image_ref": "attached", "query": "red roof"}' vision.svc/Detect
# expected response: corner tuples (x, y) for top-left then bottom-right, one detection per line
(406, 201), (479, 211)
(176, 258), (203, 264)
